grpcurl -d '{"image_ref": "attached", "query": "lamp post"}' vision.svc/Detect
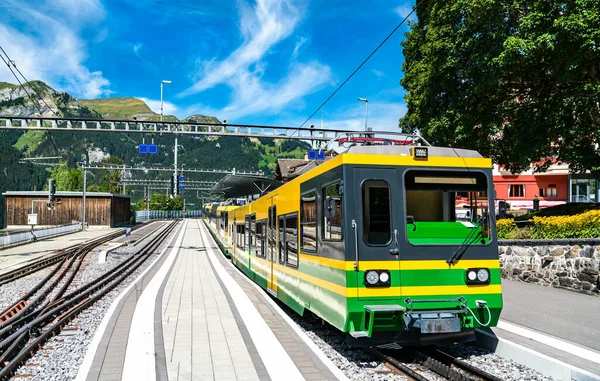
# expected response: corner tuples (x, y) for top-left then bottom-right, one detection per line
(160, 80), (172, 122)
(357, 98), (368, 132)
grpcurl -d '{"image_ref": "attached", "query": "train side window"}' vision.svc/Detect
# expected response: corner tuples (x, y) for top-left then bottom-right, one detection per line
(322, 183), (343, 241)
(256, 220), (266, 258)
(300, 191), (317, 252)
(250, 214), (256, 254)
(285, 213), (299, 268)
(270, 206), (277, 262)
(362, 180), (391, 245)
(278, 215), (285, 264)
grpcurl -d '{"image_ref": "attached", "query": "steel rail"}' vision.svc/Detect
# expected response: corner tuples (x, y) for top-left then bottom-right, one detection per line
(0, 220), (179, 379)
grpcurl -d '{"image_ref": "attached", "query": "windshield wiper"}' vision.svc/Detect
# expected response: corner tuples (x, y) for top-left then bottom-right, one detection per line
(446, 215), (485, 265)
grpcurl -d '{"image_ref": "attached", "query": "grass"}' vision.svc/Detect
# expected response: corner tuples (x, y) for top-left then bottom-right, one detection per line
(78, 98), (156, 120)
(0, 82), (17, 91)
(13, 130), (46, 154)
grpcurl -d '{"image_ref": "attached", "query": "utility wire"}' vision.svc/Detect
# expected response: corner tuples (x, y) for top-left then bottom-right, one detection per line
(0, 50), (45, 116)
(0, 44), (61, 118)
(298, 4), (418, 128)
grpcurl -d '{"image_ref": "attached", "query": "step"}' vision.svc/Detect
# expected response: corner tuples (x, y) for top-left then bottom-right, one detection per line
(365, 304), (407, 313)
(349, 331), (369, 338)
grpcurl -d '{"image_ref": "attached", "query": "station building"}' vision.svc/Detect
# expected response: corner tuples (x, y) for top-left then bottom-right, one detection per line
(2, 191), (131, 228)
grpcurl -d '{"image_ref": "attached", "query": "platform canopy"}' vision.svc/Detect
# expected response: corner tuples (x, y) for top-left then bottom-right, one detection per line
(210, 174), (282, 198)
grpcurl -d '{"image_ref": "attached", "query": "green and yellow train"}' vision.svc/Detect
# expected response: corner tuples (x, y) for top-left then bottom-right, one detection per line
(209, 143), (503, 346)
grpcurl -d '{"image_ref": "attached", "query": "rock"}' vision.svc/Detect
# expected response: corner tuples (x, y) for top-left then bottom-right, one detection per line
(549, 246), (564, 257)
(556, 271), (568, 277)
(581, 246), (595, 258)
(559, 277), (574, 287)
(577, 272), (598, 283)
(541, 256), (554, 262)
(526, 277), (540, 283)
(498, 246), (506, 255)
(570, 245), (582, 258)
(504, 247), (513, 256)
(580, 281), (594, 291)
(520, 271), (532, 280)
(512, 268), (523, 276)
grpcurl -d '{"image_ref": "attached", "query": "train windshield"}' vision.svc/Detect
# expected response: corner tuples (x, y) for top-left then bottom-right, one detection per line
(404, 170), (491, 245)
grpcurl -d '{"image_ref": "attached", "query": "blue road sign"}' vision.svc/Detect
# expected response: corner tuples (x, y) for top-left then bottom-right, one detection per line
(317, 151), (325, 160)
(308, 150), (317, 160)
(139, 144), (158, 154)
(178, 175), (184, 181)
(178, 185), (185, 190)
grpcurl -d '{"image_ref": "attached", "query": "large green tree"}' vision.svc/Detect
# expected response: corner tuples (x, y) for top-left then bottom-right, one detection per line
(48, 161), (83, 191)
(400, 0), (600, 175)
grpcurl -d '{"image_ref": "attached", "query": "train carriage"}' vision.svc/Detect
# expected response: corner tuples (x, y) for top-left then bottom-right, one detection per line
(214, 140), (502, 347)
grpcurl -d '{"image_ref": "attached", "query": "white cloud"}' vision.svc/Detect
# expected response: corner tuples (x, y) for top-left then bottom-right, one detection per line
(138, 97), (179, 116)
(292, 36), (308, 59)
(0, 0), (110, 98)
(179, 0), (331, 120)
(372, 69), (385, 79)
(395, 3), (417, 21)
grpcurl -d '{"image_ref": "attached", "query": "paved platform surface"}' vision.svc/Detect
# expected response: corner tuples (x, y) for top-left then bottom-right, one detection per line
(497, 279), (600, 376)
(0, 227), (120, 274)
(80, 219), (342, 381)
(501, 279), (600, 351)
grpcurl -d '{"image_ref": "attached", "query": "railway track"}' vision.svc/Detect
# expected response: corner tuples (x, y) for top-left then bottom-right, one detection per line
(0, 228), (129, 287)
(374, 346), (504, 381)
(0, 220), (179, 380)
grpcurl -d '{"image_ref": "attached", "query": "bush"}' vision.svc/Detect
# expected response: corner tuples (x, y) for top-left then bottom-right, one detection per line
(496, 210), (600, 240)
(530, 210), (600, 239)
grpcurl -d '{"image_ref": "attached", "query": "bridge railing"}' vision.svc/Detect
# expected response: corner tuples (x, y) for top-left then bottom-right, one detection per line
(135, 210), (203, 222)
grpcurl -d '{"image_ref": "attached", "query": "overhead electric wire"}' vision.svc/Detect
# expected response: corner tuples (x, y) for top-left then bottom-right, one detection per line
(298, 4), (419, 128)
(0, 44), (61, 118)
(0, 48), (45, 116)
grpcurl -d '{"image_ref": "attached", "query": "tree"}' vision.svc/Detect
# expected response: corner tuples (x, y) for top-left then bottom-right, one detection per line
(96, 156), (122, 194)
(48, 161), (83, 191)
(400, 0), (600, 176)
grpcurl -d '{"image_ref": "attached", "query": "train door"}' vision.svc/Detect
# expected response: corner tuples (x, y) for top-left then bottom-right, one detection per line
(267, 200), (277, 296)
(353, 168), (402, 300)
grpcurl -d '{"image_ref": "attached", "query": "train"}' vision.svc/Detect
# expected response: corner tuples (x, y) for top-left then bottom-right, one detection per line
(206, 140), (503, 346)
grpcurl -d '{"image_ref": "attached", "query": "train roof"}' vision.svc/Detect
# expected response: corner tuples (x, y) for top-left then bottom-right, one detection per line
(345, 145), (483, 158)
(210, 174), (283, 199)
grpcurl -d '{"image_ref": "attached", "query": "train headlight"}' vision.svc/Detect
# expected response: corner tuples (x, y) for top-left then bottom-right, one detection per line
(467, 270), (477, 281)
(365, 270), (379, 285)
(364, 270), (391, 287)
(379, 271), (390, 283)
(477, 269), (490, 283)
(466, 268), (490, 285)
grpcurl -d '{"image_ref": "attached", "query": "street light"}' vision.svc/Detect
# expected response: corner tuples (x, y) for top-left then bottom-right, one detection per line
(160, 80), (172, 122)
(358, 98), (369, 132)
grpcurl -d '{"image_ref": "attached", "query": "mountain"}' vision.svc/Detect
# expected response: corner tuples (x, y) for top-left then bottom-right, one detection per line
(0, 81), (310, 227)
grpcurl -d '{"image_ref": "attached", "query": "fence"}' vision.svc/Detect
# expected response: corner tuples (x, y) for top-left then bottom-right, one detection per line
(0, 222), (81, 249)
(135, 210), (203, 222)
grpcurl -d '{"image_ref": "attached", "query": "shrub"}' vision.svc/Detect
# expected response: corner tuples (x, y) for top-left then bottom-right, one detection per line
(496, 210), (600, 240)
(530, 210), (600, 239)
(496, 218), (516, 239)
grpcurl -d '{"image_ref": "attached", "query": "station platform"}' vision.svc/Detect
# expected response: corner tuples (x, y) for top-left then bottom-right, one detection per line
(77, 219), (346, 381)
(491, 279), (600, 378)
(0, 227), (122, 274)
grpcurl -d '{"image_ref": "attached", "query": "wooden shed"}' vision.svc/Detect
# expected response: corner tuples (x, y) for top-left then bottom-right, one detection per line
(2, 191), (131, 228)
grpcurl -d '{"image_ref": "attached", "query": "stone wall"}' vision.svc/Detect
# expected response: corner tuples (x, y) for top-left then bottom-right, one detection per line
(499, 241), (600, 295)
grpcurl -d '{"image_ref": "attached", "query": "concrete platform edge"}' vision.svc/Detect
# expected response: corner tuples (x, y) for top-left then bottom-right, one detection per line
(203, 220), (350, 381)
(476, 328), (600, 381)
(74, 221), (183, 381)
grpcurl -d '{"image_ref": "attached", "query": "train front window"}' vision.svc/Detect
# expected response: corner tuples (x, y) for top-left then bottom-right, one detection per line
(404, 170), (491, 245)
(362, 180), (391, 246)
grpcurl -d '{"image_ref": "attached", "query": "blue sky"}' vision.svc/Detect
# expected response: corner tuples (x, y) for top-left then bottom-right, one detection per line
(0, 0), (416, 131)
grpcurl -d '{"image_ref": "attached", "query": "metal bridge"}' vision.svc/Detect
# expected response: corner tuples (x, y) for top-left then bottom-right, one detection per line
(0, 116), (361, 141)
